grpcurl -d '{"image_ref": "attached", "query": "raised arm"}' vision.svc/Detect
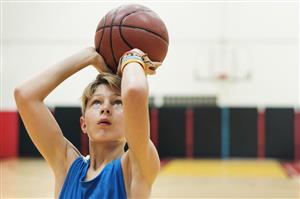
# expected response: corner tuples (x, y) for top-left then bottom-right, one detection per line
(14, 47), (108, 174)
(121, 51), (160, 185)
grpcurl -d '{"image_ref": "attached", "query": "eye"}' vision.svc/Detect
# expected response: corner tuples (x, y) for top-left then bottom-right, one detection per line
(113, 99), (122, 105)
(91, 99), (103, 108)
(92, 99), (101, 105)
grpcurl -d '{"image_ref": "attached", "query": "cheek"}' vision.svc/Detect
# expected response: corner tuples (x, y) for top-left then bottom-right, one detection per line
(84, 112), (96, 125)
(113, 109), (124, 124)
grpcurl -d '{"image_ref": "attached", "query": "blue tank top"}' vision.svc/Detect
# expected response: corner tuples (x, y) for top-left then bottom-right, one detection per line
(59, 156), (127, 199)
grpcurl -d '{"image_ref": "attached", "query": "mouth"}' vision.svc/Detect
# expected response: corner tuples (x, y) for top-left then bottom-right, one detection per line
(97, 119), (111, 126)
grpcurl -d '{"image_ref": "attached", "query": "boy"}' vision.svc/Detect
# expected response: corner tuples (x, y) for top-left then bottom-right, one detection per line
(14, 47), (160, 198)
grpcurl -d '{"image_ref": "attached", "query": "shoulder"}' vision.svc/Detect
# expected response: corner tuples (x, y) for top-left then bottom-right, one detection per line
(54, 153), (87, 197)
(53, 141), (82, 187)
(55, 153), (87, 181)
(51, 138), (81, 175)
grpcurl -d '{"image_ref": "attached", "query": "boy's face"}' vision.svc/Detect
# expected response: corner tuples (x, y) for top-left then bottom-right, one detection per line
(80, 84), (125, 143)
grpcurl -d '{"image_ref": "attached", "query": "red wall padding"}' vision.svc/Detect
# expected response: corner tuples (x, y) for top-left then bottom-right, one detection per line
(0, 111), (18, 158)
(294, 112), (300, 161)
(81, 134), (89, 156)
(185, 108), (194, 158)
(257, 110), (265, 159)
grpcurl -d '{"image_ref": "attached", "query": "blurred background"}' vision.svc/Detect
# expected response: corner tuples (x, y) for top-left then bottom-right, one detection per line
(1, 0), (299, 198)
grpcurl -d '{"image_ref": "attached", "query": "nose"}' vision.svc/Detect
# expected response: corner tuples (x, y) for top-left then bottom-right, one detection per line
(99, 103), (111, 115)
(100, 108), (111, 115)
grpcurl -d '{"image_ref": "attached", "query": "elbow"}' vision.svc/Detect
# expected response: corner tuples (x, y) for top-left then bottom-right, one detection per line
(14, 86), (30, 106)
(14, 87), (24, 105)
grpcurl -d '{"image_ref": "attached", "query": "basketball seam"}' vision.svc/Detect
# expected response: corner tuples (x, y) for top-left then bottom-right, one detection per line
(119, 26), (133, 50)
(121, 9), (168, 44)
(97, 25), (169, 45)
(95, 9), (150, 32)
(98, 16), (111, 70)
(97, 15), (106, 52)
(119, 9), (151, 49)
(110, 8), (120, 71)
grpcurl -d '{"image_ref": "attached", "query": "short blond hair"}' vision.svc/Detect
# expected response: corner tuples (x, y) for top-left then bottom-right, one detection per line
(81, 73), (121, 114)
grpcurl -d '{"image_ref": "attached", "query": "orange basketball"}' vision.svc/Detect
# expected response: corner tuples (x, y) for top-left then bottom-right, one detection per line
(95, 4), (169, 73)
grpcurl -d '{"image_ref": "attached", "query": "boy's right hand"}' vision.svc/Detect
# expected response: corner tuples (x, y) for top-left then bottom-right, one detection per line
(87, 47), (112, 73)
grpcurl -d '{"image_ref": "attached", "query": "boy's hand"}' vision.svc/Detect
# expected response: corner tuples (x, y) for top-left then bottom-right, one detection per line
(132, 48), (161, 75)
(117, 48), (162, 76)
(87, 47), (112, 73)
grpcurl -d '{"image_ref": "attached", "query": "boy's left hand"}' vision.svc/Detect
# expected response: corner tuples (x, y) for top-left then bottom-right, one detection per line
(142, 54), (161, 75)
(118, 48), (162, 76)
(130, 48), (162, 75)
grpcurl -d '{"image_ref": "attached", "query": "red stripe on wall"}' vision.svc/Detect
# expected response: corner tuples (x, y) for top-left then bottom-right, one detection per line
(294, 111), (300, 161)
(150, 108), (159, 148)
(186, 108), (194, 158)
(257, 110), (265, 159)
(81, 134), (89, 156)
(0, 111), (19, 158)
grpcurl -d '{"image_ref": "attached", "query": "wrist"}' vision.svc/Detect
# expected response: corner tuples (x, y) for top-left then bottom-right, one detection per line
(118, 53), (146, 76)
(121, 55), (145, 72)
(83, 47), (98, 65)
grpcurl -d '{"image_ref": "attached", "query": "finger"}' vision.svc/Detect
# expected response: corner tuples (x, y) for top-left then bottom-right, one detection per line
(98, 62), (112, 73)
(94, 54), (112, 73)
(131, 48), (145, 55)
(148, 65), (157, 71)
(102, 65), (113, 73)
(147, 62), (161, 71)
(147, 69), (156, 75)
(153, 62), (162, 68)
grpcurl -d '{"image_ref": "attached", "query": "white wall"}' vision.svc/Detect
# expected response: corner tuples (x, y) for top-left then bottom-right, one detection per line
(2, 1), (298, 110)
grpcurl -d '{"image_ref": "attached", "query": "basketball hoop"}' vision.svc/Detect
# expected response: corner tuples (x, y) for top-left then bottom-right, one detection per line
(216, 72), (229, 81)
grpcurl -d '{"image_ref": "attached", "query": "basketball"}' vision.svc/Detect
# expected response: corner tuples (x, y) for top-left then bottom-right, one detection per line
(94, 4), (169, 73)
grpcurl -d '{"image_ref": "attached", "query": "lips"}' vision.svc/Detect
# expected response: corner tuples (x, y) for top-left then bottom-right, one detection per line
(97, 118), (111, 126)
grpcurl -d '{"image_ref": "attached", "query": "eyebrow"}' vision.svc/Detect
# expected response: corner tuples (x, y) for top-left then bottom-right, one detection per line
(92, 93), (121, 97)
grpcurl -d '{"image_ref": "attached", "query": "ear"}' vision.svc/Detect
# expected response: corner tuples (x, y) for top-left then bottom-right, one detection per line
(80, 116), (87, 134)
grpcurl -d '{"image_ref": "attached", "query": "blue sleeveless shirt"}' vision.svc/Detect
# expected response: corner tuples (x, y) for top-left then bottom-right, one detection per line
(59, 156), (127, 199)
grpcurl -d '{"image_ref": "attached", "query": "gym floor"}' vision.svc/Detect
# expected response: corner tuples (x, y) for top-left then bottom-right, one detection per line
(1, 158), (299, 199)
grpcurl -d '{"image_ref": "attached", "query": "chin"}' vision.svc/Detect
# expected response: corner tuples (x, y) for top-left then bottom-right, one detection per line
(88, 129), (124, 141)
(91, 134), (124, 143)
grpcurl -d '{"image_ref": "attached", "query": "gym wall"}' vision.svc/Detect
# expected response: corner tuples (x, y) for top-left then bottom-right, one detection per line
(1, 106), (299, 160)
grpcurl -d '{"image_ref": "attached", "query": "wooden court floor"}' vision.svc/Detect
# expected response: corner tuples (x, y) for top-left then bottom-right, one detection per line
(1, 158), (299, 199)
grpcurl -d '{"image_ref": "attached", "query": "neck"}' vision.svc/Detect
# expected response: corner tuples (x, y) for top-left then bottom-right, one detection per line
(88, 140), (125, 171)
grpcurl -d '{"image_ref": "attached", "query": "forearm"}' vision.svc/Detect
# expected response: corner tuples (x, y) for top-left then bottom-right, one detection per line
(121, 63), (150, 141)
(121, 63), (148, 95)
(15, 48), (96, 102)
